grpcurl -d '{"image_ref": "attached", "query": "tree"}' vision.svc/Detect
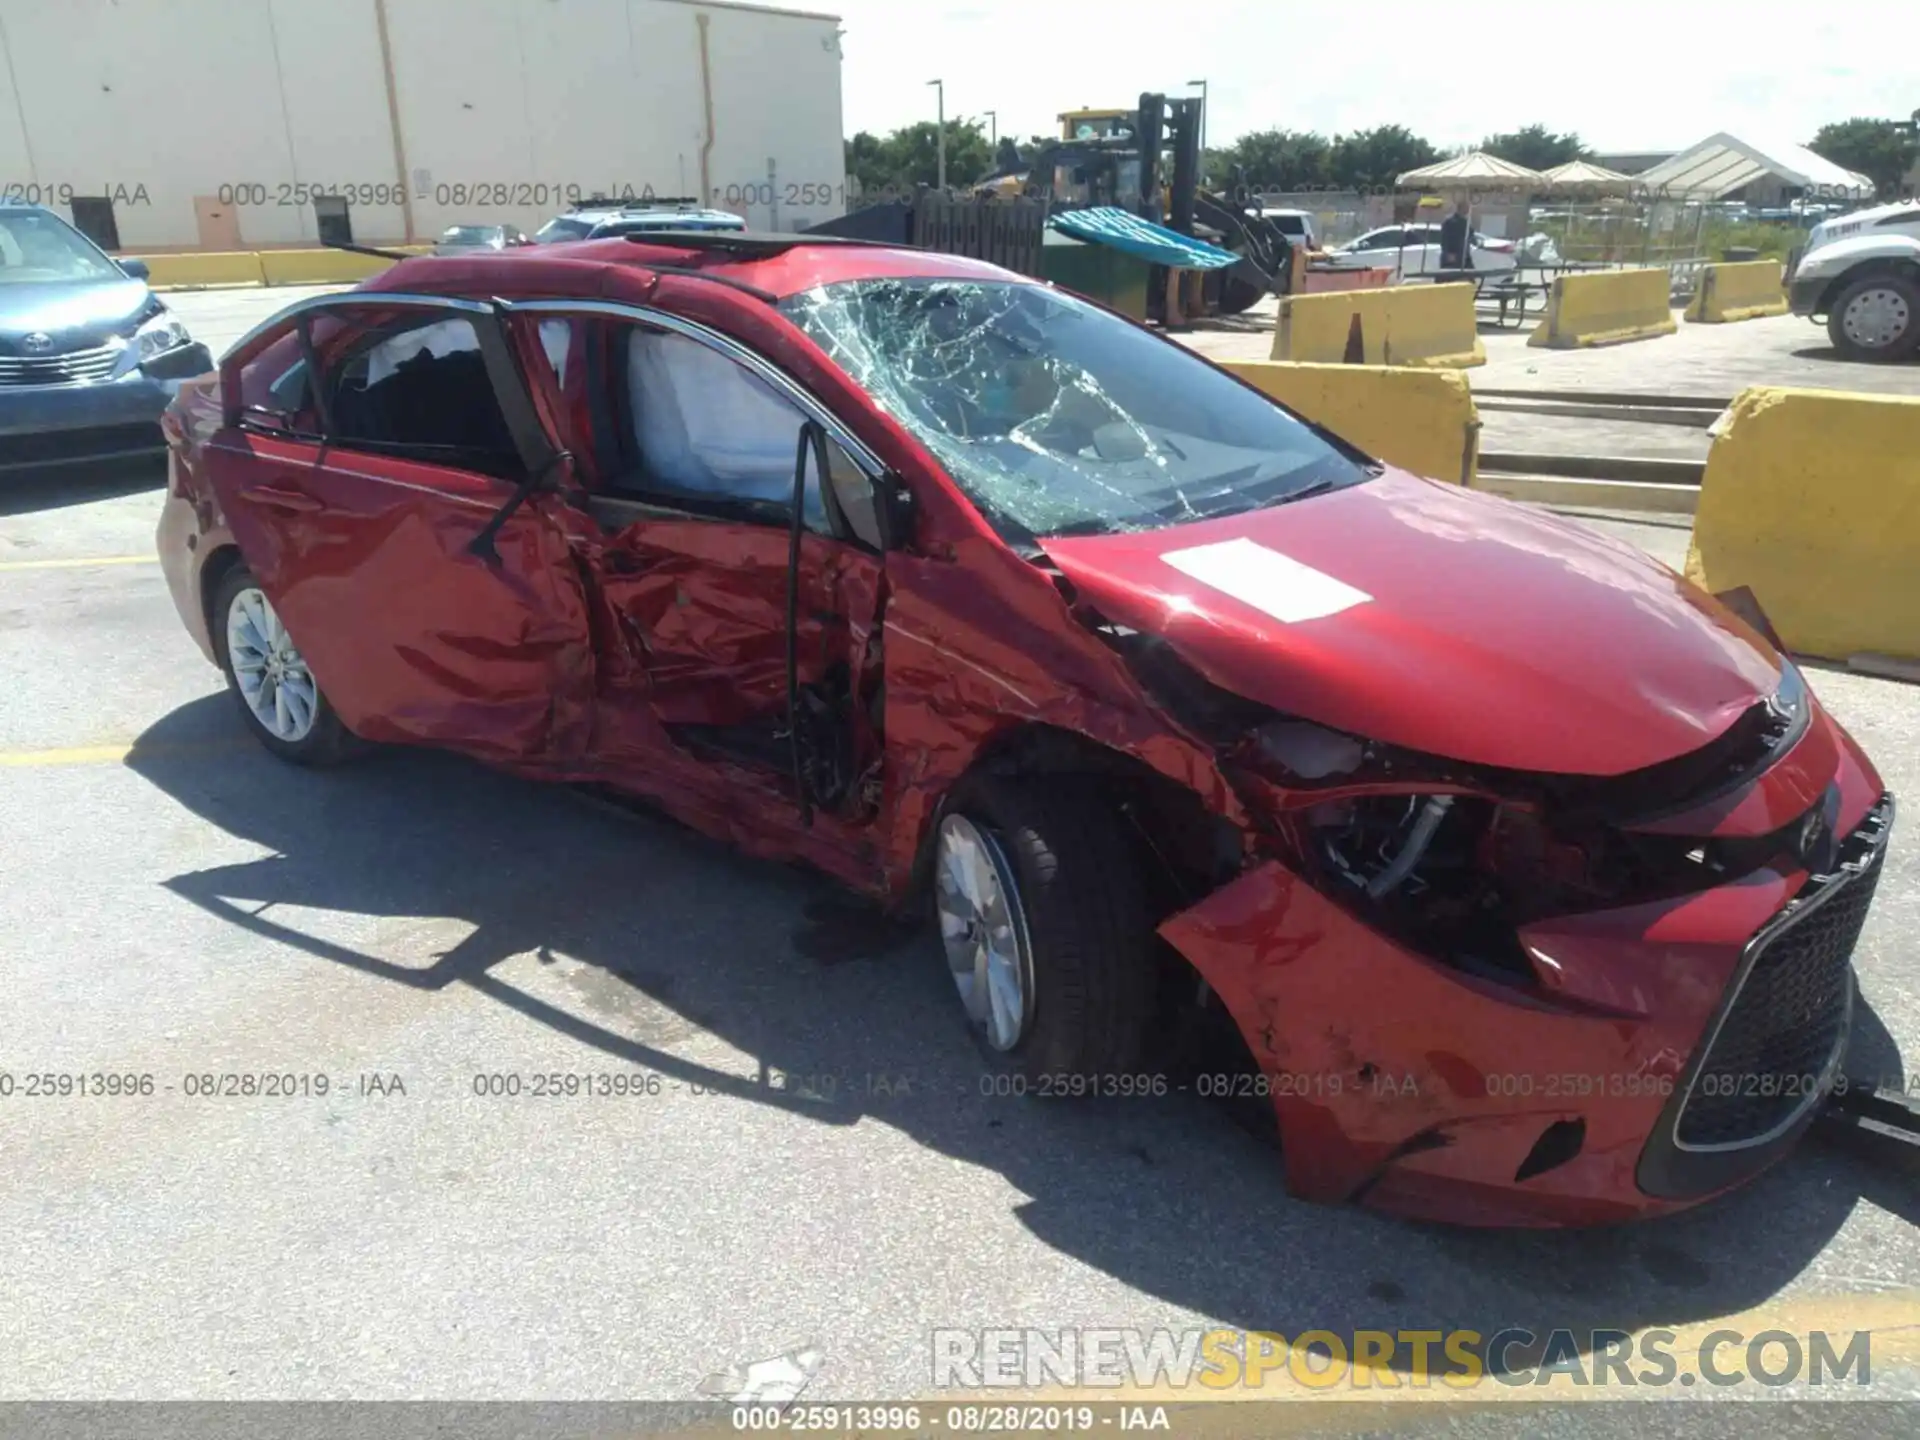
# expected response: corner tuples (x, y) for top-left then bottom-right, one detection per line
(1216, 128), (1331, 190)
(844, 131), (893, 196)
(1810, 117), (1920, 198)
(843, 119), (995, 195)
(1326, 125), (1440, 190)
(1479, 124), (1591, 171)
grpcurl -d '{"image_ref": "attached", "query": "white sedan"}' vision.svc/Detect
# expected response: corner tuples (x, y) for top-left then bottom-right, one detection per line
(1321, 222), (1517, 281)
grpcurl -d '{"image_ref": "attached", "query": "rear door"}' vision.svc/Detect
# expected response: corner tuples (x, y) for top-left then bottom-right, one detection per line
(508, 299), (890, 819)
(1351, 227), (1407, 277)
(201, 293), (597, 764)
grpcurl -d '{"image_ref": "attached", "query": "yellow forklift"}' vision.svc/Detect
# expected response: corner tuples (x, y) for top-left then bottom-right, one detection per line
(979, 93), (1296, 321)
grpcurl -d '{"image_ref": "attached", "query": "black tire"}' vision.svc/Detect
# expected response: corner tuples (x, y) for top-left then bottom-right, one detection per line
(1826, 272), (1920, 362)
(933, 775), (1159, 1082)
(211, 563), (363, 767)
(1217, 277), (1266, 316)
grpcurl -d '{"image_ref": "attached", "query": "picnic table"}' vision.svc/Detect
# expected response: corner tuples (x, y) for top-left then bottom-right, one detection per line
(1420, 267), (1552, 328)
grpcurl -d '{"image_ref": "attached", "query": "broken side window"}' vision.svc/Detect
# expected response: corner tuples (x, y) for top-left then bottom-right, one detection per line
(558, 321), (877, 543)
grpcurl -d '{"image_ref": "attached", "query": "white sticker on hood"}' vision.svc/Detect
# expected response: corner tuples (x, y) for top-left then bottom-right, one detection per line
(1160, 537), (1371, 623)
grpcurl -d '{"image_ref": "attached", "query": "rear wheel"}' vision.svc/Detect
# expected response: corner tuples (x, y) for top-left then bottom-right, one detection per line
(212, 564), (361, 766)
(933, 777), (1158, 1082)
(1827, 273), (1919, 362)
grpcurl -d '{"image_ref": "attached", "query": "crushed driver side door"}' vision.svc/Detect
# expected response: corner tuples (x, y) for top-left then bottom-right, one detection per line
(506, 299), (893, 847)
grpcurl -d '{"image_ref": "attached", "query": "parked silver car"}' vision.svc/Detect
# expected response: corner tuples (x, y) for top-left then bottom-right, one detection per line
(431, 224), (530, 256)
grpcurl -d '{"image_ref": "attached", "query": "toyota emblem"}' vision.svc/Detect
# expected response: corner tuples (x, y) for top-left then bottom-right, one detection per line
(1797, 800), (1839, 875)
(21, 332), (51, 353)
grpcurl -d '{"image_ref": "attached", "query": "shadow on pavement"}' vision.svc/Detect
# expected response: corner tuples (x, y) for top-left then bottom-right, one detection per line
(0, 455), (167, 518)
(124, 694), (1905, 1374)
(1784, 343), (1919, 370)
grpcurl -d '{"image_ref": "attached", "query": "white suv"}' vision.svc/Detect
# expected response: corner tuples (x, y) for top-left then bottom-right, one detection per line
(1788, 199), (1920, 362)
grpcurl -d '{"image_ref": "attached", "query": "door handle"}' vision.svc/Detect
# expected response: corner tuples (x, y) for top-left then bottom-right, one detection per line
(251, 486), (323, 514)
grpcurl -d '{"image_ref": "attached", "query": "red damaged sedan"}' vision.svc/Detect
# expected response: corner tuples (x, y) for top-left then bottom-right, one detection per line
(156, 232), (1894, 1227)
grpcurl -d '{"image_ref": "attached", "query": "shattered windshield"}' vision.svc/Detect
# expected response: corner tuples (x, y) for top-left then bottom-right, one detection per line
(779, 278), (1372, 543)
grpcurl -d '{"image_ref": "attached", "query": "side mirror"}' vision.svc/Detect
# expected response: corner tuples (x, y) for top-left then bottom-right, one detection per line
(118, 257), (150, 281)
(879, 474), (918, 551)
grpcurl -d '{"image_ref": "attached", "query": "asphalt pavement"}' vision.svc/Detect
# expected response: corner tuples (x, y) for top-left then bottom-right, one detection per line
(0, 286), (1915, 1424)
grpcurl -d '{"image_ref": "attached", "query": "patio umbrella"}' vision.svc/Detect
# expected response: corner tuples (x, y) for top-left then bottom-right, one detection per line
(1539, 159), (1634, 196)
(1394, 153), (1548, 272)
(1396, 152), (1550, 191)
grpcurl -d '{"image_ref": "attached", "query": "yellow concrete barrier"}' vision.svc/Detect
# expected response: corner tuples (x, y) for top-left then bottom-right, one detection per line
(258, 248), (403, 285)
(1222, 360), (1480, 485)
(1684, 260), (1789, 323)
(1528, 268), (1676, 348)
(1685, 387), (1920, 664)
(134, 244), (431, 291)
(1273, 282), (1484, 368)
(132, 251), (268, 289)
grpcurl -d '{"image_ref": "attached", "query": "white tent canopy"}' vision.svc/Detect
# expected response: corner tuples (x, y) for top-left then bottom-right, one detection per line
(1541, 159), (1634, 193)
(1635, 133), (1874, 200)
(1396, 151), (1548, 190)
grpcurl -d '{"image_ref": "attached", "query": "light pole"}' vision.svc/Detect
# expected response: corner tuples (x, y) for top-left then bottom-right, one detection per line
(984, 110), (997, 146)
(1188, 78), (1208, 157)
(928, 78), (946, 190)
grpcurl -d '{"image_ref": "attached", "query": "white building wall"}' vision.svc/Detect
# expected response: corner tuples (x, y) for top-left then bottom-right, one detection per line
(390, 0), (845, 238)
(266, 0), (407, 246)
(0, 0), (844, 250)
(697, 1), (847, 230)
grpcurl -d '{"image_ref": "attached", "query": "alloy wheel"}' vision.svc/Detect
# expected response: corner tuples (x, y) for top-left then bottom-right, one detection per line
(226, 586), (318, 744)
(934, 814), (1035, 1053)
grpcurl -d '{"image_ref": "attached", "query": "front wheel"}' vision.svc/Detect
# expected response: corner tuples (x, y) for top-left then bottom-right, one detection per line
(932, 777), (1158, 1082)
(1827, 273), (1919, 362)
(212, 564), (362, 766)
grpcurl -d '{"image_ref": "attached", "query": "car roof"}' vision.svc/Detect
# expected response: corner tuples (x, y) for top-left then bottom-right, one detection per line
(567, 200), (737, 218)
(373, 231), (1030, 301)
(590, 213), (746, 232)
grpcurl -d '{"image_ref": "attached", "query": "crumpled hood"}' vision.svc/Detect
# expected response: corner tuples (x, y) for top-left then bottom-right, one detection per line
(1040, 468), (1782, 776)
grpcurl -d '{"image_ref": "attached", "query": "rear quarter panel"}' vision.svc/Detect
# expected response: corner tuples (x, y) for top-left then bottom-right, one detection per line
(156, 370), (235, 665)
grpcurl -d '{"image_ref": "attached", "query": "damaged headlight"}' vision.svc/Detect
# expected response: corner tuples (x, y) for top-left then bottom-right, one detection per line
(1251, 718), (1366, 781)
(1305, 791), (1545, 984)
(1768, 660), (1809, 732)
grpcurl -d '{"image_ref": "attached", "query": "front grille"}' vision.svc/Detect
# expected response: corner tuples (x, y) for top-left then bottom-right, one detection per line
(0, 340), (126, 387)
(1673, 795), (1893, 1150)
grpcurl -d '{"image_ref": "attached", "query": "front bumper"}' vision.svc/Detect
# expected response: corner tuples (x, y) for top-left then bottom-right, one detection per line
(0, 343), (214, 472)
(1788, 275), (1830, 318)
(1158, 703), (1891, 1227)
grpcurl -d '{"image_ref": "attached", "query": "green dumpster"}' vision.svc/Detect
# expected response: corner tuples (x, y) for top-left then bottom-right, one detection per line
(1040, 230), (1151, 322)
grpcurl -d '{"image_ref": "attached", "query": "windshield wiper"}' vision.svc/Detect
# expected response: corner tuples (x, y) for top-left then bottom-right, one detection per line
(1259, 475), (1339, 507)
(1044, 516), (1121, 538)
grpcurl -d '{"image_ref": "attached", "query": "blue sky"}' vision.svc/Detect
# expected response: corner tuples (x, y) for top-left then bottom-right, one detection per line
(822, 0), (1915, 155)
